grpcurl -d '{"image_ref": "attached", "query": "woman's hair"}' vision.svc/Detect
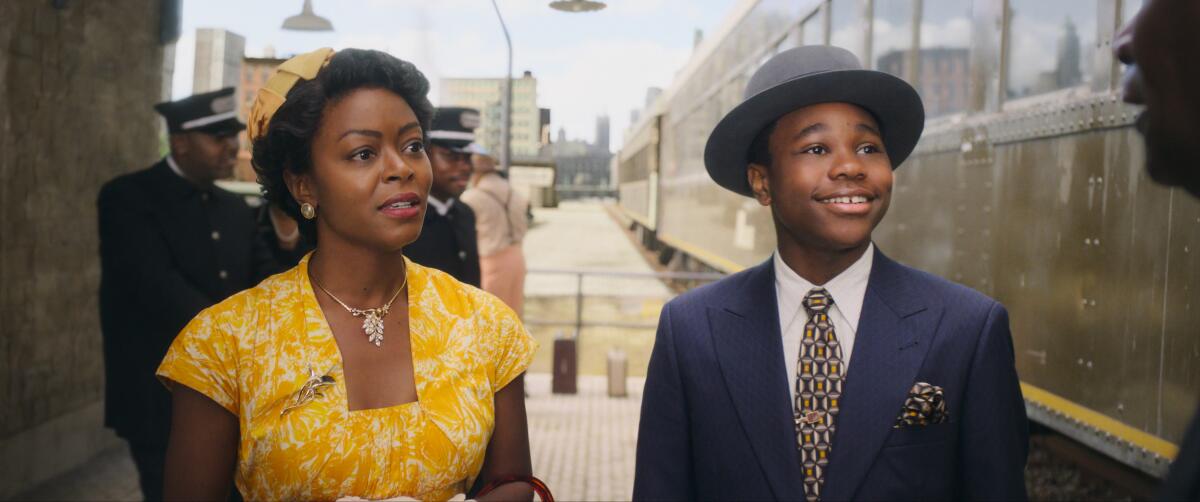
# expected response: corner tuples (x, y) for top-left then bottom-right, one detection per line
(251, 49), (435, 242)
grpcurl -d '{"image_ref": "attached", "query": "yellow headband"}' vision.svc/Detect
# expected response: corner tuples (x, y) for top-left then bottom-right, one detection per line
(247, 47), (336, 142)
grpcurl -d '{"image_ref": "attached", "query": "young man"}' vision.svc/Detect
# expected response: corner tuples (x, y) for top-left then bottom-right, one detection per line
(403, 107), (482, 286)
(633, 46), (1028, 501)
(1115, 2), (1200, 498)
(97, 87), (277, 500)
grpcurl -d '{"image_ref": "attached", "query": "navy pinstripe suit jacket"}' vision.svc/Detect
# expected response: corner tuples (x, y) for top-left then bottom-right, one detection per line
(633, 247), (1028, 501)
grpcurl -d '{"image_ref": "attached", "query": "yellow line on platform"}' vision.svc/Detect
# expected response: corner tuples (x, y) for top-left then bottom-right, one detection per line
(1021, 382), (1179, 460)
(621, 207), (653, 230)
(655, 233), (746, 274)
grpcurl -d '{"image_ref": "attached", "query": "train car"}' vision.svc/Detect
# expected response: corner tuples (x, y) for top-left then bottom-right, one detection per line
(615, 0), (1198, 478)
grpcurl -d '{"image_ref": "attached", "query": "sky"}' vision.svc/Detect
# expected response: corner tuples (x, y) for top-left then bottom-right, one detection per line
(172, 0), (741, 149)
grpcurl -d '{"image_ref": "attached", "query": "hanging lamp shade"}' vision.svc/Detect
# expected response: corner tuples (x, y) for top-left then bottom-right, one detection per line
(282, 0), (333, 31)
(549, 0), (606, 13)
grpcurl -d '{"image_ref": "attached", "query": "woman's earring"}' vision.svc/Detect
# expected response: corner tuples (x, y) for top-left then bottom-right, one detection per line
(300, 202), (316, 220)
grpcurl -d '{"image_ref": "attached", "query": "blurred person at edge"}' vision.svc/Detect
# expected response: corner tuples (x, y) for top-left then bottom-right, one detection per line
(97, 87), (278, 501)
(258, 203), (314, 267)
(1116, 1), (1200, 500)
(403, 107), (483, 286)
(460, 144), (530, 315)
(155, 48), (537, 501)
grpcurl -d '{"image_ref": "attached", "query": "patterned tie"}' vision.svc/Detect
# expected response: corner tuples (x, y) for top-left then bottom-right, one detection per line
(794, 288), (844, 502)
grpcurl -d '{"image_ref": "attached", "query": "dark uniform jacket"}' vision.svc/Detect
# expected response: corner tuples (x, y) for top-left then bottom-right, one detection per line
(97, 159), (277, 445)
(404, 200), (481, 287)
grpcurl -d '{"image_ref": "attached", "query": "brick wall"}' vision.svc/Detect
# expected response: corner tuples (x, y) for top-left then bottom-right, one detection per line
(0, 0), (168, 494)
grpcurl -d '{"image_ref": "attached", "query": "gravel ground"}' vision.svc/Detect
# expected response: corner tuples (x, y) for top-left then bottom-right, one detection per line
(1026, 435), (1139, 501)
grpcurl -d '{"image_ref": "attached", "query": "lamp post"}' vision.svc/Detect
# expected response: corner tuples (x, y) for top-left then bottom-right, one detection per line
(490, 0), (513, 172)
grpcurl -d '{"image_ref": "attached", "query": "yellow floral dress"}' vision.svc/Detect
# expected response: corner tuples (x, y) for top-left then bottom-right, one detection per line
(157, 254), (537, 501)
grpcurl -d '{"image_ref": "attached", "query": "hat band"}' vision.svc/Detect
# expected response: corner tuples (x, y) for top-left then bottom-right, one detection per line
(247, 47), (335, 142)
(428, 130), (475, 141)
(181, 110), (238, 130)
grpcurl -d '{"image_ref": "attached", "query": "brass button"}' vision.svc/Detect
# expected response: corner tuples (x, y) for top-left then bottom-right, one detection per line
(211, 231), (220, 240)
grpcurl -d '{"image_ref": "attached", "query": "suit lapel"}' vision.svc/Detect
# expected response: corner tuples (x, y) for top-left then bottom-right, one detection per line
(707, 259), (806, 500)
(820, 249), (943, 500)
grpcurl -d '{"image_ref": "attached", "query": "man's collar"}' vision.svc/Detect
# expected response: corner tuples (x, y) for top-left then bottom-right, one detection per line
(773, 243), (874, 323)
(427, 196), (455, 216)
(164, 155), (215, 193)
(165, 155), (188, 181)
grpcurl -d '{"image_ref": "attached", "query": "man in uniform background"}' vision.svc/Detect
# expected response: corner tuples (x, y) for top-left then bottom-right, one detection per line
(404, 106), (481, 287)
(97, 87), (276, 499)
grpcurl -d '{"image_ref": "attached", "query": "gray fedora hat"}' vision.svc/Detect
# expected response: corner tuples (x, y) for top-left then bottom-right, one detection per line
(704, 45), (924, 197)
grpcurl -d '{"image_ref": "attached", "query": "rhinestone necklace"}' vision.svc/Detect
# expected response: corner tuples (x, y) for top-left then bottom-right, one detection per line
(312, 274), (407, 347)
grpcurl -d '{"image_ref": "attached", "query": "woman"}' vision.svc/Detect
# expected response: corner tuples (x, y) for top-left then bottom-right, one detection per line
(156, 48), (538, 501)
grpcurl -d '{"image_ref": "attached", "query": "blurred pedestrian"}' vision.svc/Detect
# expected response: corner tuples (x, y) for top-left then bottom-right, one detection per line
(1115, 1), (1200, 499)
(97, 87), (277, 500)
(461, 143), (529, 315)
(257, 204), (313, 268)
(403, 107), (481, 286)
(634, 46), (1027, 501)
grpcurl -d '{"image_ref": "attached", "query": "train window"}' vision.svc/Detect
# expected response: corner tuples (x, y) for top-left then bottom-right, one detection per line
(1005, 0), (1097, 100)
(918, 0), (972, 117)
(1121, 0), (1143, 26)
(829, 0), (865, 61)
(801, 8), (824, 46)
(1119, 0), (1143, 75)
(872, 0), (915, 81)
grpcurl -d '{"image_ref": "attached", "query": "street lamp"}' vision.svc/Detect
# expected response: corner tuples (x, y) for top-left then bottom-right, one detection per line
(490, 0), (514, 172)
(282, 0), (334, 32)
(491, 0), (606, 172)
(549, 0), (607, 12)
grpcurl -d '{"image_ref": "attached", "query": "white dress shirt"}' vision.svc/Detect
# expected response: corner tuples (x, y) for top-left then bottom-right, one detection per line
(774, 244), (874, 412)
(426, 196), (454, 216)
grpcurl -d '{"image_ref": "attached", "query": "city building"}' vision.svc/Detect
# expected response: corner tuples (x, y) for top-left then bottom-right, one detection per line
(192, 28), (245, 93)
(877, 47), (969, 117)
(440, 72), (545, 158)
(233, 52), (287, 181)
(553, 116), (614, 197)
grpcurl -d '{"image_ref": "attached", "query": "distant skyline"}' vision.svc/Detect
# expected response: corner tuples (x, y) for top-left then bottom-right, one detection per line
(171, 0), (740, 149)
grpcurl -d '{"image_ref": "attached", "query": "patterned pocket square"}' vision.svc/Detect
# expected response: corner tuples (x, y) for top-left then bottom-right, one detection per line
(893, 382), (948, 428)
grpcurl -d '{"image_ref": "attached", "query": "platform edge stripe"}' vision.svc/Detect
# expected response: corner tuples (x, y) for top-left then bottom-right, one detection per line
(655, 232), (746, 274)
(1021, 382), (1179, 460)
(621, 207), (653, 230)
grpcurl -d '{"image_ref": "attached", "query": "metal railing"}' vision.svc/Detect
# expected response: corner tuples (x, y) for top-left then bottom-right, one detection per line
(523, 267), (726, 336)
(554, 186), (619, 200)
